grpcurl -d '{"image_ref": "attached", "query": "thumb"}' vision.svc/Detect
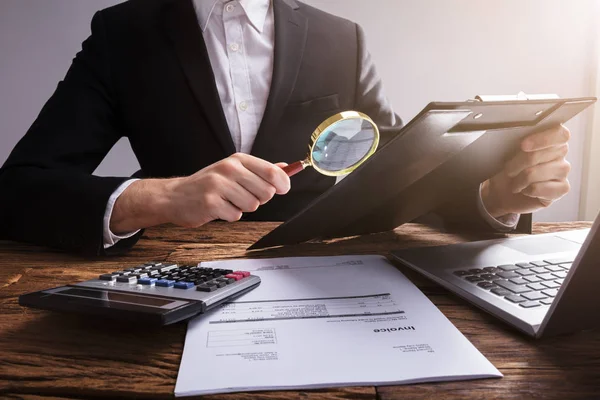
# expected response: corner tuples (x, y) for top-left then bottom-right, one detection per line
(274, 162), (288, 168)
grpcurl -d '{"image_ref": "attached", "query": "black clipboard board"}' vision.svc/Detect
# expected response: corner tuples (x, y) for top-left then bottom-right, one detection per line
(249, 96), (596, 250)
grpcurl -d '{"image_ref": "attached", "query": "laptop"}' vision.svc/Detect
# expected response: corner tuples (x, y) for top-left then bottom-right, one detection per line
(390, 213), (600, 337)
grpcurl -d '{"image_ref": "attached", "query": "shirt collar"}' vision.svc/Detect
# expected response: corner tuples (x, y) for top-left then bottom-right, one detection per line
(194, 0), (271, 33)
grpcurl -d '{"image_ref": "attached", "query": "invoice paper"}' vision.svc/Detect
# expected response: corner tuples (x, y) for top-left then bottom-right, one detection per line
(175, 255), (501, 396)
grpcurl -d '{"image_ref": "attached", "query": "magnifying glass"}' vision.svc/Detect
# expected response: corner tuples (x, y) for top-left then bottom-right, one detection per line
(282, 111), (380, 177)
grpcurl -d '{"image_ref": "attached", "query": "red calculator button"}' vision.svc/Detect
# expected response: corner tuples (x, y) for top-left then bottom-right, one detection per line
(234, 271), (250, 278)
(225, 273), (243, 281)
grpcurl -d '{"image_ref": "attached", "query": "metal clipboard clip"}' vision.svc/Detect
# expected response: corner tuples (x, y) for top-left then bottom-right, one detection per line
(473, 91), (560, 102)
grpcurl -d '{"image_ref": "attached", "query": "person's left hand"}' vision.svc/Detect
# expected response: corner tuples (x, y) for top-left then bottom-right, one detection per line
(481, 125), (572, 218)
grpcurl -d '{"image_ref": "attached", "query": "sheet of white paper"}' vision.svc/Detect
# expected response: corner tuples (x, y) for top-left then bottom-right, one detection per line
(175, 255), (501, 396)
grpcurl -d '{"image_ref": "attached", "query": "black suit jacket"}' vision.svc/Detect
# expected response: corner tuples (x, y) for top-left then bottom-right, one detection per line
(0, 0), (530, 256)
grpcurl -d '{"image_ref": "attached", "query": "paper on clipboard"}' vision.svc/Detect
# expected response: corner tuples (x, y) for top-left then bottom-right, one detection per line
(175, 255), (501, 396)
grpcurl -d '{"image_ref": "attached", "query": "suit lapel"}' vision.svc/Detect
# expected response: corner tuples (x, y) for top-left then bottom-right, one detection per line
(251, 0), (308, 160)
(163, 0), (236, 155)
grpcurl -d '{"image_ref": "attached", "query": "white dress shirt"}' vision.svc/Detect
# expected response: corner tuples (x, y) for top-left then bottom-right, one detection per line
(102, 0), (517, 249)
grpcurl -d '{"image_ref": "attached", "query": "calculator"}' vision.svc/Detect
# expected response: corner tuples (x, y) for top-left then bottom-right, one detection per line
(19, 262), (260, 325)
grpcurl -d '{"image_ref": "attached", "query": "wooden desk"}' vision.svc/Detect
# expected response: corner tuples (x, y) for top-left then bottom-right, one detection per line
(1, 221), (599, 399)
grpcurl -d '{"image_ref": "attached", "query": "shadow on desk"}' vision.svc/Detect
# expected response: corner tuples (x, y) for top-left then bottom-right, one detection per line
(206, 225), (508, 261)
(0, 311), (185, 397)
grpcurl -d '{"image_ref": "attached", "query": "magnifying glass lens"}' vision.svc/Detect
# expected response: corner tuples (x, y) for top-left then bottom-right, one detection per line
(311, 118), (377, 172)
(281, 111), (379, 178)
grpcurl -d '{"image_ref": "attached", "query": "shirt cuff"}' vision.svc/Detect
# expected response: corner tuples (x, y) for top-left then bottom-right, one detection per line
(103, 179), (141, 249)
(477, 183), (520, 232)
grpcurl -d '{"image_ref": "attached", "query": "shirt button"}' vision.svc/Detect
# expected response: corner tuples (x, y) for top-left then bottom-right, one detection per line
(239, 101), (248, 111)
(225, 3), (235, 12)
(230, 43), (239, 52)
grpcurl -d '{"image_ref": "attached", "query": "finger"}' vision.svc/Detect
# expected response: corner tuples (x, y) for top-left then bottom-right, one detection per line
(215, 199), (244, 222)
(521, 179), (571, 202)
(220, 179), (261, 213)
(234, 154), (291, 194)
(510, 159), (571, 193)
(505, 143), (568, 178)
(275, 162), (288, 168)
(235, 169), (278, 205)
(521, 125), (570, 152)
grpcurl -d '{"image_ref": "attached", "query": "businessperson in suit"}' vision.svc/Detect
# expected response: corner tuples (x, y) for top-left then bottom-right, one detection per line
(0, 0), (572, 256)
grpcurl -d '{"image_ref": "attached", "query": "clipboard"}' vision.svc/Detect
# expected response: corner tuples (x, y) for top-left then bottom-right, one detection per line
(249, 94), (597, 250)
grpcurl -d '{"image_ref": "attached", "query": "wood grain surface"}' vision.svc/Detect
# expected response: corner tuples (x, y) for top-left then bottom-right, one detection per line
(0, 221), (597, 400)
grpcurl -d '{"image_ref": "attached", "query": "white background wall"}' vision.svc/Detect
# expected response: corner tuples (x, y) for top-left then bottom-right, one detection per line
(1, 0), (598, 221)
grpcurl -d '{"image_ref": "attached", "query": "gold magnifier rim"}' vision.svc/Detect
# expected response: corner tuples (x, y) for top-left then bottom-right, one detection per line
(307, 111), (380, 177)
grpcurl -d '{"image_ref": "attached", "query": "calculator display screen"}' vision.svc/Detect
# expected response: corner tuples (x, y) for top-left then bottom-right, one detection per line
(58, 288), (176, 308)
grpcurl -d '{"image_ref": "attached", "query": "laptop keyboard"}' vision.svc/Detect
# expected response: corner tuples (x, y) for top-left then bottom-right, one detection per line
(453, 258), (572, 309)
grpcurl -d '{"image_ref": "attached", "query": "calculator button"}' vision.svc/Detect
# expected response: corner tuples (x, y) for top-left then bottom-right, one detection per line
(197, 283), (217, 292)
(157, 263), (178, 273)
(99, 274), (119, 281)
(212, 280), (227, 288)
(138, 278), (157, 285)
(225, 273), (243, 281)
(156, 279), (175, 287)
(233, 271), (250, 278)
(117, 276), (138, 284)
(174, 281), (195, 289)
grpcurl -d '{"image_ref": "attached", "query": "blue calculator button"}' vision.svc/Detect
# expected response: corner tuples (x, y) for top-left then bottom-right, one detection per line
(156, 279), (175, 287)
(174, 281), (195, 289)
(138, 278), (157, 285)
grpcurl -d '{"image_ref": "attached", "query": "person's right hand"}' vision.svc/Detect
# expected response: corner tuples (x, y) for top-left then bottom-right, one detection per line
(165, 153), (291, 227)
(109, 153), (290, 234)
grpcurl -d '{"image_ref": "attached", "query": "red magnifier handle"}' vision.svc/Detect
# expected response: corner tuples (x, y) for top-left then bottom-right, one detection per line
(281, 161), (306, 177)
